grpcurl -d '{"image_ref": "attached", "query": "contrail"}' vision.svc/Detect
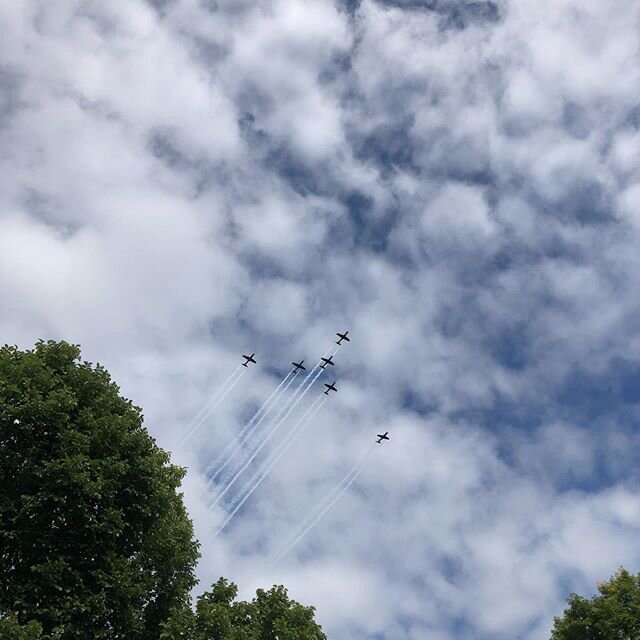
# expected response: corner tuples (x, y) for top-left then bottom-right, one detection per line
(230, 395), (327, 509)
(208, 369), (300, 490)
(210, 365), (325, 512)
(185, 364), (242, 430)
(204, 369), (295, 481)
(271, 445), (374, 563)
(178, 366), (245, 446)
(275, 467), (364, 559)
(213, 396), (328, 537)
(228, 343), (337, 463)
(212, 361), (319, 490)
(271, 467), (360, 562)
(211, 343), (339, 499)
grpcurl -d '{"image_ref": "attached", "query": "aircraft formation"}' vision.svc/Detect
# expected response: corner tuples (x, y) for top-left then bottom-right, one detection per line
(184, 330), (390, 559)
(241, 332), (386, 445)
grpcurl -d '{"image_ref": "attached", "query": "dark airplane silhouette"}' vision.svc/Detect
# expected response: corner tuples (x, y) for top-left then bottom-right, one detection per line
(292, 360), (306, 372)
(242, 353), (257, 367)
(336, 331), (350, 345)
(324, 382), (337, 395)
(376, 432), (390, 444)
(320, 355), (335, 369)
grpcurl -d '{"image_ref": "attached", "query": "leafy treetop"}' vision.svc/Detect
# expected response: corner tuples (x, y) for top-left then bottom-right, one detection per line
(160, 578), (327, 640)
(0, 340), (200, 640)
(551, 568), (640, 640)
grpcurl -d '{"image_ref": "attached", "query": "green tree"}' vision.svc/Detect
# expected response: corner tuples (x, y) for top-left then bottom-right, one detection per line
(161, 578), (327, 640)
(0, 615), (44, 640)
(551, 568), (640, 640)
(0, 340), (200, 640)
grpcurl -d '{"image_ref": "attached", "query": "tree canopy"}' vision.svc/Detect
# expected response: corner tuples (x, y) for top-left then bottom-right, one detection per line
(0, 615), (44, 640)
(551, 568), (640, 640)
(161, 578), (327, 640)
(0, 340), (200, 639)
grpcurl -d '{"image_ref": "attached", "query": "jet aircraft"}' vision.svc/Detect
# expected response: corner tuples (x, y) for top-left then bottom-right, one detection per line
(336, 331), (350, 345)
(320, 355), (335, 369)
(324, 382), (338, 395)
(242, 353), (257, 367)
(376, 432), (390, 444)
(292, 360), (306, 372)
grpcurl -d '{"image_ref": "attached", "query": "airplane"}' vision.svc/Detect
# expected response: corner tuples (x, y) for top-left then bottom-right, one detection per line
(292, 360), (306, 372)
(242, 353), (257, 367)
(320, 355), (335, 369)
(336, 331), (350, 345)
(376, 432), (390, 444)
(323, 382), (337, 395)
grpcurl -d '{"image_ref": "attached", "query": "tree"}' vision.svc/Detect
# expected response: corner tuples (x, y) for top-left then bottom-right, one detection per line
(551, 568), (640, 640)
(0, 340), (200, 639)
(0, 616), (44, 640)
(161, 578), (327, 640)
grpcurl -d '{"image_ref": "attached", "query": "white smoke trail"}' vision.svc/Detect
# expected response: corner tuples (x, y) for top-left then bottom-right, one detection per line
(270, 468), (359, 563)
(184, 364), (242, 431)
(208, 370), (300, 490)
(178, 366), (245, 446)
(276, 467), (363, 558)
(196, 368), (246, 425)
(210, 345), (338, 495)
(213, 396), (328, 537)
(204, 369), (295, 480)
(210, 365), (325, 512)
(211, 362), (320, 491)
(231, 395), (327, 509)
(271, 445), (375, 563)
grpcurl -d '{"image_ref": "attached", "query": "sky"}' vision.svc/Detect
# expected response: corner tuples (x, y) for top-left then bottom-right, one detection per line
(1, 1), (640, 638)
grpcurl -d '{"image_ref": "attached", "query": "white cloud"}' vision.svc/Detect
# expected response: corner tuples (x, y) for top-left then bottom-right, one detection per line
(243, 278), (309, 336)
(422, 182), (496, 244)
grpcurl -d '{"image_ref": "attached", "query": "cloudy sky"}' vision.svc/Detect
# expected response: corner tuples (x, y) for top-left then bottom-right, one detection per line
(2, 0), (640, 638)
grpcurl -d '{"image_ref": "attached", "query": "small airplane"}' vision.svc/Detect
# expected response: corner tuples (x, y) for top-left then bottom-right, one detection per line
(242, 353), (257, 367)
(336, 331), (350, 345)
(320, 355), (335, 369)
(324, 382), (338, 395)
(376, 432), (390, 444)
(292, 360), (306, 372)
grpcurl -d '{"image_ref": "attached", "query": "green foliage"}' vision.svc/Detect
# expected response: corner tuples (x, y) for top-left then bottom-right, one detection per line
(0, 341), (200, 640)
(161, 578), (327, 640)
(551, 568), (640, 640)
(0, 615), (43, 640)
